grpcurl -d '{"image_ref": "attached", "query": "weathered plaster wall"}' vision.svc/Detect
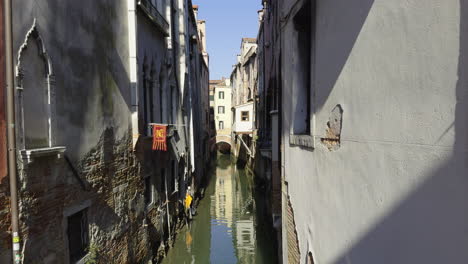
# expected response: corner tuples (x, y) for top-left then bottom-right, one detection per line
(10, 1), (152, 263)
(282, 0), (468, 263)
(13, 0), (132, 160)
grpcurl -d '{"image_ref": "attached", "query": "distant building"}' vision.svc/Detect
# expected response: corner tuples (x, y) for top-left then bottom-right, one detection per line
(213, 79), (232, 132)
(231, 38), (258, 163)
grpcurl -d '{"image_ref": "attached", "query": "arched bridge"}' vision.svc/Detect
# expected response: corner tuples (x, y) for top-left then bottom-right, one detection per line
(214, 134), (232, 145)
(210, 134), (232, 153)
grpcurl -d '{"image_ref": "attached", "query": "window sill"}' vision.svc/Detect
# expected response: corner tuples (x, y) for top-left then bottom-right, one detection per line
(20, 146), (66, 164)
(289, 135), (315, 149)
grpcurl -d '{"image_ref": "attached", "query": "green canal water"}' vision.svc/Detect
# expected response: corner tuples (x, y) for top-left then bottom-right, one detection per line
(161, 154), (278, 264)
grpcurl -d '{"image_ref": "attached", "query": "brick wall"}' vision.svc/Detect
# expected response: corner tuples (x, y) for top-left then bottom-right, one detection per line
(17, 129), (157, 263)
(287, 197), (301, 264)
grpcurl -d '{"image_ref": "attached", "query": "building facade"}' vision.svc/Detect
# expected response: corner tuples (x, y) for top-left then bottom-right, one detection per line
(213, 79), (232, 133)
(231, 38), (258, 164)
(256, 0), (468, 264)
(0, 0), (209, 263)
(255, 1), (283, 262)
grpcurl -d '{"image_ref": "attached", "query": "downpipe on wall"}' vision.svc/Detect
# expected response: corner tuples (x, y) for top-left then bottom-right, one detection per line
(4, 0), (21, 263)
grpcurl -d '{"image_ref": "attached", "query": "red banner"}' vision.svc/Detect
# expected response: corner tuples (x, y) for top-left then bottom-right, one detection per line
(152, 125), (167, 151)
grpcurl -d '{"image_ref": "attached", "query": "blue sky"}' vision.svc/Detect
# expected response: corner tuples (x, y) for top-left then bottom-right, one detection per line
(193, 0), (262, 80)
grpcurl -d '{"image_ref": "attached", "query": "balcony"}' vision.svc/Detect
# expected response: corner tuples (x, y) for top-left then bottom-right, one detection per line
(138, 0), (170, 36)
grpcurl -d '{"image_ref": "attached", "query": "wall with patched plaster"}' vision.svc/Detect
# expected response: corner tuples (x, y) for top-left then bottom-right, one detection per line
(7, 1), (149, 263)
(281, 0), (468, 264)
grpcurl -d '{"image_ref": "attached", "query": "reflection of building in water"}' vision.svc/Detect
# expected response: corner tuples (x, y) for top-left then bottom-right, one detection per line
(212, 157), (258, 263)
(236, 219), (255, 254)
(232, 168), (257, 263)
(213, 165), (234, 227)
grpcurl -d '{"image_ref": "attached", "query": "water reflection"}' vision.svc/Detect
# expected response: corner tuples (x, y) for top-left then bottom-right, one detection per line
(162, 154), (277, 264)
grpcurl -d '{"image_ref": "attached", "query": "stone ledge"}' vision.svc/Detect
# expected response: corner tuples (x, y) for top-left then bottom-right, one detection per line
(289, 134), (315, 149)
(137, 0), (170, 36)
(20, 146), (66, 163)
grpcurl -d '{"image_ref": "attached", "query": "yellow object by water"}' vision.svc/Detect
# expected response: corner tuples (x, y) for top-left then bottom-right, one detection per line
(185, 231), (193, 249)
(185, 194), (193, 209)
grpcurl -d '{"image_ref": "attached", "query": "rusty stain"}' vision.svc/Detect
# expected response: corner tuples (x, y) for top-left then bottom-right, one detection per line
(321, 105), (343, 151)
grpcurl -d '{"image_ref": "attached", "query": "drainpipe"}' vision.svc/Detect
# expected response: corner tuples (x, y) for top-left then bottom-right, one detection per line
(4, 0), (21, 263)
(164, 173), (171, 242)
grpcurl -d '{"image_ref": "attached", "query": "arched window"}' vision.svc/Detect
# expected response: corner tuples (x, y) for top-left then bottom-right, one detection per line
(16, 21), (55, 150)
(16, 21), (65, 163)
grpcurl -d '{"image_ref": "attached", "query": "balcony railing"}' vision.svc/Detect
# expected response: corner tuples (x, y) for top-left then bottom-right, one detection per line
(138, 0), (170, 36)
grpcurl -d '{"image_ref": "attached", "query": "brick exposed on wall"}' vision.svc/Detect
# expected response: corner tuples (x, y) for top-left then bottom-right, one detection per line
(15, 128), (177, 263)
(0, 178), (11, 259)
(287, 197), (301, 264)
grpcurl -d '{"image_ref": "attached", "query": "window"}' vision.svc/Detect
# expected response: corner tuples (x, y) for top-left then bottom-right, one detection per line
(292, 1), (314, 135)
(219, 91), (225, 99)
(219, 121), (224, 130)
(17, 24), (56, 149)
(241, 111), (250, 122)
(144, 176), (154, 206)
(142, 59), (155, 136)
(67, 209), (89, 263)
(218, 106), (225, 114)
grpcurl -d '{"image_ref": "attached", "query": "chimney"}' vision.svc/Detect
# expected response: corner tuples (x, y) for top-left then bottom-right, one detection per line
(258, 9), (264, 27)
(193, 5), (199, 20)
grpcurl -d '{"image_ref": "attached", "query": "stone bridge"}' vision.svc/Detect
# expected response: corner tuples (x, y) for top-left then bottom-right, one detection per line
(210, 133), (232, 153)
(214, 134), (232, 145)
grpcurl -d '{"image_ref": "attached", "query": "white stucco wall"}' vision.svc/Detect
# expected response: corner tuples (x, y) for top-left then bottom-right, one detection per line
(234, 103), (254, 133)
(281, 1), (468, 264)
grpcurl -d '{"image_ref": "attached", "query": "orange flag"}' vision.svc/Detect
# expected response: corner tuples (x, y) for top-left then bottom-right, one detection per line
(152, 125), (168, 151)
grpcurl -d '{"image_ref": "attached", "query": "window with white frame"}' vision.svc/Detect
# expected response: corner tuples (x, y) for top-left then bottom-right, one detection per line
(219, 121), (224, 130)
(218, 106), (225, 114)
(219, 91), (225, 99)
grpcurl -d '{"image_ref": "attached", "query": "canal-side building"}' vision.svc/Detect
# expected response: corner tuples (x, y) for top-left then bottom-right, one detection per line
(255, 0), (468, 263)
(213, 79), (232, 132)
(208, 80), (220, 144)
(0, 0), (210, 263)
(230, 38), (258, 164)
(255, 3), (283, 262)
(183, 1), (211, 191)
(211, 78), (232, 153)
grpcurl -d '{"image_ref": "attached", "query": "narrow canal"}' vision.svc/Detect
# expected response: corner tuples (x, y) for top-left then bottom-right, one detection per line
(162, 153), (278, 264)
